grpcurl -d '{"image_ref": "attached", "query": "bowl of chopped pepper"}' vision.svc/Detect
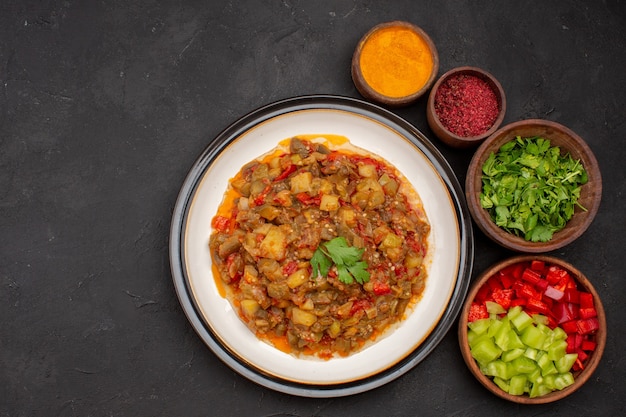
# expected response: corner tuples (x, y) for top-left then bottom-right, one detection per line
(427, 66), (506, 148)
(458, 255), (606, 404)
(466, 119), (602, 253)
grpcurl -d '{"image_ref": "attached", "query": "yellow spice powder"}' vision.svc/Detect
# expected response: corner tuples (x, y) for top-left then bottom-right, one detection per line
(359, 26), (434, 98)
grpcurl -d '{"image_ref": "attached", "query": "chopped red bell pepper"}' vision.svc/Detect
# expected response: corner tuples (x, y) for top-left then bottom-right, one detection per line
(498, 272), (516, 289)
(530, 260), (545, 272)
(581, 339), (597, 351)
(499, 262), (524, 281)
(526, 297), (550, 315)
(514, 280), (540, 300)
(561, 320), (579, 334)
(563, 288), (580, 304)
(468, 302), (489, 322)
(566, 333), (584, 354)
(535, 278), (549, 291)
(510, 297), (527, 308)
(487, 275), (504, 291)
(475, 282), (491, 302)
(544, 285), (565, 301)
(546, 265), (569, 285)
(492, 288), (514, 310)
(521, 268), (542, 285)
(573, 357), (585, 371)
(577, 317), (600, 335)
(576, 349), (589, 362)
(579, 292), (595, 309)
(579, 307), (597, 319)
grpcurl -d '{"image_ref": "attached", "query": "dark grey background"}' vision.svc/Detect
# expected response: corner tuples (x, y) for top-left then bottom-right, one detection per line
(2, 1), (625, 416)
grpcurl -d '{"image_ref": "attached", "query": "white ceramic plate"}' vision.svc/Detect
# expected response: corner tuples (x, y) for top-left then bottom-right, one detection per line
(170, 95), (473, 397)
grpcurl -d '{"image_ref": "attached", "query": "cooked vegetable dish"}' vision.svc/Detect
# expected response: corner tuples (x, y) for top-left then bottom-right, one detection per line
(209, 136), (430, 358)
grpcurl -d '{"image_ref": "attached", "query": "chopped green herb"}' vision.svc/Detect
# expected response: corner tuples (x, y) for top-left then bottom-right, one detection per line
(310, 237), (370, 285)
(480, 136), (588, 242)
(310, 245), (332, 279)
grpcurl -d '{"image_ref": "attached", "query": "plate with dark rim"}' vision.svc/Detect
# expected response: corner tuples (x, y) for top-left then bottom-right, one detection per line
(169, 95), (473, 397)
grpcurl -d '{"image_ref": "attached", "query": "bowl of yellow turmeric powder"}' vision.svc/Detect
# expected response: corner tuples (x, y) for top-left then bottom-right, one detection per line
(351, 21), (439, 107)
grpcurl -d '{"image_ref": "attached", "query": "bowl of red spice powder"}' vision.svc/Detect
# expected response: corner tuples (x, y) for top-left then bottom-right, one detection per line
(427, 66), (506, 148)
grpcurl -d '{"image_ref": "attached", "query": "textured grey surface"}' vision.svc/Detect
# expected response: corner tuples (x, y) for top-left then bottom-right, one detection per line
(1, 0), (625, 416)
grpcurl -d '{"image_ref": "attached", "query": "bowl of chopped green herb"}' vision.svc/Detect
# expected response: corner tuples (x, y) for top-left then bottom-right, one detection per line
(466, 119), (602, 253)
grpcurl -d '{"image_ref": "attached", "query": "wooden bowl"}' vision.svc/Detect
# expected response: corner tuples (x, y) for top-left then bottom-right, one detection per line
(466, 119), (602, 253)
(427, 66), (506, 148)
(458, 255), (606, 404)
(351, 21), (439, 107)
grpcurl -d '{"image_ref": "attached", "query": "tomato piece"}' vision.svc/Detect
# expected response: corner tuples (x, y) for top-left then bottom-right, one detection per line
(253, 184), (272, 206)
(274, 164), (296, 181)
(225, 253), (242, 281)
(350, 299), (371, 315)
(468, 302), (489, 322)
(405, 234), (424, 254)
(211, 215), (231, 232)
(373, 281), (391, 296)
(295, 192), (321, 206)
(282, 261), (299, 276)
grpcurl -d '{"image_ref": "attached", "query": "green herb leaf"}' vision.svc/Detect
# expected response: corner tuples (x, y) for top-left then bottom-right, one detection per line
(347, 261), (370, 284)
(480, 136), (588, 242)
(309, 237), (370, 285)
(311, 246), (332, 278)
(324, 237), (363, 266)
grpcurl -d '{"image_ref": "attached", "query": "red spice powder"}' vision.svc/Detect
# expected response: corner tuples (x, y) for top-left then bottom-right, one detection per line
(434, 74), (500, 137)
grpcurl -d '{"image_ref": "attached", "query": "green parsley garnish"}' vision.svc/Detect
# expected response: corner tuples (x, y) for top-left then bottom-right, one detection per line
(480, 136), (588, 242)
(310, 237), (370, 285)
